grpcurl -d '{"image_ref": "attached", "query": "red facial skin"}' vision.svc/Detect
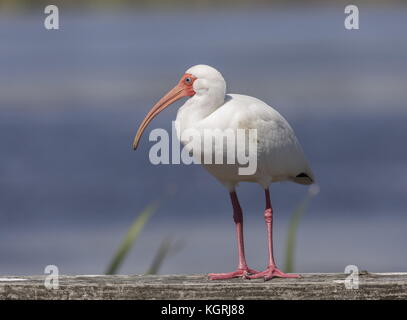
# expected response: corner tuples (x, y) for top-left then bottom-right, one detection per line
(132, 73), (197, 150)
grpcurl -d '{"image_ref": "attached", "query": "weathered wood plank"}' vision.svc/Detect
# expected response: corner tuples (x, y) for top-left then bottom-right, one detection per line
(0, 273), (406, 300)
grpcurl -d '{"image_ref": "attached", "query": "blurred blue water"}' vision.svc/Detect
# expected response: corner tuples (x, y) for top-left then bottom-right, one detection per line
(1, 7), (407, 275)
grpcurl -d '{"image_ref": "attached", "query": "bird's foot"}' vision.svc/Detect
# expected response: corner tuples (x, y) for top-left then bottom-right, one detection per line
(208, 267), (258, 280)
(246, 266), (300, 281)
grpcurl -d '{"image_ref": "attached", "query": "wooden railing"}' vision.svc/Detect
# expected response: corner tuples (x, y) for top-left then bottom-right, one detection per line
(0, 272), (406, 299)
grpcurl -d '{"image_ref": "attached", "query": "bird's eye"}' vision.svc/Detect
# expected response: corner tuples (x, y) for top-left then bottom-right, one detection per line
(185, 77), (192, 84)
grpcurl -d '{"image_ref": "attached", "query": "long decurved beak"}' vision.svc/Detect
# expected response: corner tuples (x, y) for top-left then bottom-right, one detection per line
(132, 83), (190, 150)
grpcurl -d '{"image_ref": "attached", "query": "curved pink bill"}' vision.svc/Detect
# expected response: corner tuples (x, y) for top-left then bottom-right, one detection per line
(132, 82), (192, 150)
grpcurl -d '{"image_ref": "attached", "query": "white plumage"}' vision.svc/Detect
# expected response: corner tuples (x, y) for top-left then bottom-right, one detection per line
(133, 64), (314, 280)
(175, 65), (314, 191)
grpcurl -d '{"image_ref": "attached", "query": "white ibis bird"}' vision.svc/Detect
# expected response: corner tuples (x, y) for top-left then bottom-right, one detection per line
(133, 65), (314, 280)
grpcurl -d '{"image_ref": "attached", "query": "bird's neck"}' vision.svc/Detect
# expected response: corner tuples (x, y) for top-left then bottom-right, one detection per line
(176, 92), (225, 130)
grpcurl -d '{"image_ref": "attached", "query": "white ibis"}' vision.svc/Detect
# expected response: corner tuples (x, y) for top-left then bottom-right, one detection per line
(133, 65), (314, 280)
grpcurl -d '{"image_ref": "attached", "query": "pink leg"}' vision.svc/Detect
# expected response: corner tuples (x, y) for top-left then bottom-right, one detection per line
(208, 191), (258, 280)
(247, 188), (300, 281)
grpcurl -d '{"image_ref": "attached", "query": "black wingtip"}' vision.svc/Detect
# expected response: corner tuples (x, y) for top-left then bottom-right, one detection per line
(295, 172), (314, 185)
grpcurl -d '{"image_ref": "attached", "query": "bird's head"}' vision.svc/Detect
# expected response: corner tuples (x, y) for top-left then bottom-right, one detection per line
(132, 64), (226, 150)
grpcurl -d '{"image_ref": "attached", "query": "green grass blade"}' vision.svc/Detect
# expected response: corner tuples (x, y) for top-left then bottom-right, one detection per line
(283, 185), (319, 273)
(145, 237), (172, 275)
(145, 237), (185, 275)
(105, 202), (158, 275)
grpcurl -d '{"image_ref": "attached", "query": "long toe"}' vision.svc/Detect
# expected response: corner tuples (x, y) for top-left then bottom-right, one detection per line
(208, 268), (257, 280)
(272, 269), (300, 279)
(246, 270), (268, 279)
(247, 267), (300, 281)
